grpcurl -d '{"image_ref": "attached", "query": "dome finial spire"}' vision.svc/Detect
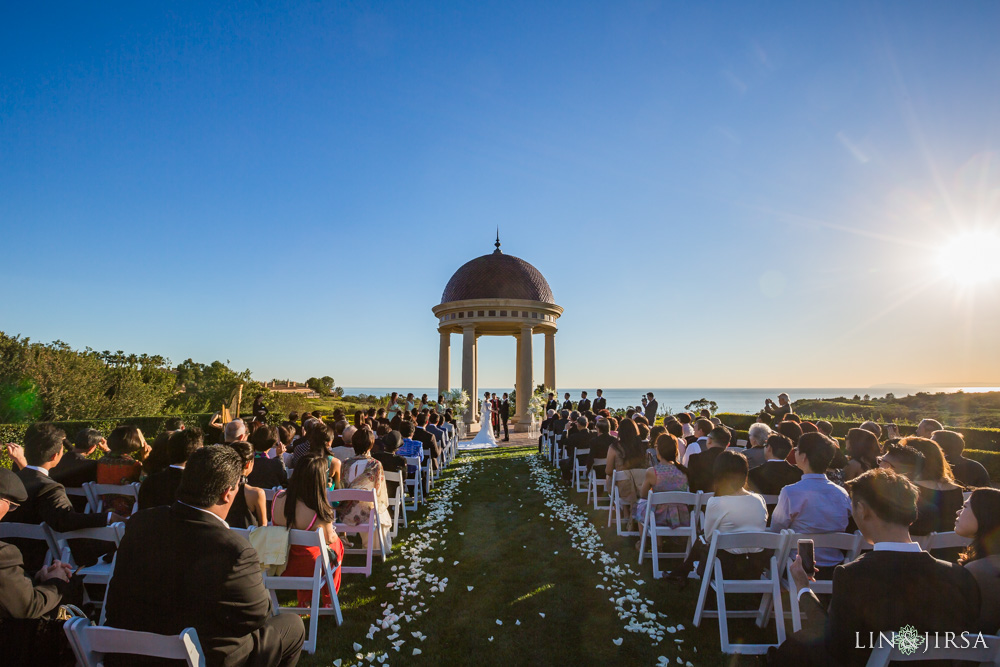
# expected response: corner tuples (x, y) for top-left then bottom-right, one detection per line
(494, 228), (502, 254)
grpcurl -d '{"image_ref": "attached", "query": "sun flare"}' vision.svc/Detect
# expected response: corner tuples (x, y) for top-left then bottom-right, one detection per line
(937, 230), (1000, 287)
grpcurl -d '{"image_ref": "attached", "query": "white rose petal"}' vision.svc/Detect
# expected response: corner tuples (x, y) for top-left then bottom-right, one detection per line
(613, 638), (623, 646)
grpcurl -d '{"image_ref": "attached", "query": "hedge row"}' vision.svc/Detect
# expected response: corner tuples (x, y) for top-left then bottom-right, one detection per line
(715, 413), (1000, 453)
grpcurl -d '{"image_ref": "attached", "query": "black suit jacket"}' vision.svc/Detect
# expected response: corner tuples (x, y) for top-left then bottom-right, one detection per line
(564, 430), (596, 459)
(499, 400), (510, 420)
(546, 399), (559, 412)
(562, 400), (573, 411)
(747, 460), (803, 497)
(373, 452), (407, 498)
(578, 398), (592, 413)
(7, 468), (108, 572)
(644, 400), (658, 423)
(592, 396), (607, 412)
(50, 451), (98, 489)
(138, 466), (185, 511)
(105, 503), (273, 667)
(0, 541), (71, 619)
(786, 550), (980, 666)
(586, 434), (616, 471)
(413, 427), (441, 462)
(686, 447), (724, 493)
(246, 454), (287, 490)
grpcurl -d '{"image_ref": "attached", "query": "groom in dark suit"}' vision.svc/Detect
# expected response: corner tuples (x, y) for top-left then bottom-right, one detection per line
(499, 393), (510, 442)
(106, 445), (305, 667)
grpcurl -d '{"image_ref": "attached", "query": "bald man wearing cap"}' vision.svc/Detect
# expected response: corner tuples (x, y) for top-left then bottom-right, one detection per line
(0, 468), (75, 619)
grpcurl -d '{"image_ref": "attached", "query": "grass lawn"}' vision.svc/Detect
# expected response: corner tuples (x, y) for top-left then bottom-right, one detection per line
(296, 446), (774, 666)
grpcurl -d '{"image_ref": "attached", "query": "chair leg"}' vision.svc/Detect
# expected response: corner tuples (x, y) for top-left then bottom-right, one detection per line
(714, 560), (731, 654)
(772, 558), (786, 644)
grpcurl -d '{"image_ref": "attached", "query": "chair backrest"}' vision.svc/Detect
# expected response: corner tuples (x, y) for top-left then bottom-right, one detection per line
(0, 521), (51, 542)
(711, 530), (787, 554)
(328, 488), (378, 505)
(47, 521), (126, 547)
(646, 490), (701, 508)
(759, 494), (781, 506)
(591, 458), (608, 469)
(384, 470), (403, 494)
(404, 456), (422, 471)
(64, 617), (206, 667)
(780, 530), (862, 565)
(263, 487), (282, 502)
(84, 482), (140, 514)
(925, 531), (973, 552)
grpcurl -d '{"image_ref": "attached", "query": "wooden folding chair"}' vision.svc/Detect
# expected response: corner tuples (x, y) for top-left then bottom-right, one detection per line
(637, 491), (702, 579)
(692, 531), (789, 655)
(329, 489), (388, 576)
(65, 616), (205, 667)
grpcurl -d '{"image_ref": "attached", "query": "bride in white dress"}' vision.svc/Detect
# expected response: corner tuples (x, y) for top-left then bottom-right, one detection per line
(468, 392), (498, 447)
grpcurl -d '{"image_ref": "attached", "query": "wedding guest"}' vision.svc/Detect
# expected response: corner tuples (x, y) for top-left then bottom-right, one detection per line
(686, 426), (732, 493)
(915, 418), (944, 439)
(272, 456), (344, 607)
(51, 428), (105, 491)
(815, 420), (834, 438)
(341, 428), (393, 547)
(634, 434), (690, 530)
(138, 428), (203, 510)
(644, 393), (658, 424)
(105, 446), (305, 667)
(878, 442), (924, 481)
(764, 393), (792, 421)
(906, 437), (965, 536)
(143, 429), (175, 476)
(771, 469), (979, 666)
(676, 412), (694, 440)
(96, 425), (147, 517)
(747, 433), (802, 496)
(933, 429), (990, 488)
(645, 425), (667, 466)
(667, 451), (768, 583)
(304, 423), (342, 489)
(744, 423), (772, 469)
(770, 433), (852, 577)
(560, 416), (595, 483)
(955, 488), (1000, 632)
(859, 420), (882, 440)
(664, 419), (687, 462)
(330, 421), (354, 462)
(413, 414), (441, 473)
(775, 420), (803, 449)
(586, 418), (616, 473)
(222, 441), (267, 529)
(680, 418), (714, 465)
(247, 425), (287, 490)
(842, 428), (880, 482)
(578, 391), (592, 413)
(605, 419), (648, 528)
(592, 389), (607, 413)
(426, 413), (449, 452)
(373, 431), (407, 500)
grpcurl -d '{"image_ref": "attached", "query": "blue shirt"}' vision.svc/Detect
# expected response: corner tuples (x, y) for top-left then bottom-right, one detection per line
(399, 438), (424, 461)
(771, 473), (852, 567)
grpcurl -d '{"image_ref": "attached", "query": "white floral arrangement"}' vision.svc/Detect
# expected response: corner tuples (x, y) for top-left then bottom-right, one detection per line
(527, 394), (545, 420)
(442, 389), (469, 417)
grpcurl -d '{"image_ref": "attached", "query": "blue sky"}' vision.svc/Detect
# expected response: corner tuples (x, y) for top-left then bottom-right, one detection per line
(3, 2), (1000, 389)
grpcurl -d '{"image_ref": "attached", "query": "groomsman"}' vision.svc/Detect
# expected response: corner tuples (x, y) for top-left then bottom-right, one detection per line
(592, 389), (607, 413)
(577, 391), (592, 413)
(562, 393), (573, 411)
(499, 393), (510, 442)
(546, 393), (559, 412)
(491, 393), (501, 437)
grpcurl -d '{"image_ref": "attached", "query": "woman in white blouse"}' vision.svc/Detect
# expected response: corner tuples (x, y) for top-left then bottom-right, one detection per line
(666, 450), (768, 586)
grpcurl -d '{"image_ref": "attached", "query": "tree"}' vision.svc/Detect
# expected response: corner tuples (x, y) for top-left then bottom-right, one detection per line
(305, 376), (335, 395)
(685, 398), (719, 415)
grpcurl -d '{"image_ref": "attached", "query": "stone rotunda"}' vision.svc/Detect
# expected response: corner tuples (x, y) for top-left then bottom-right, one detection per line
(432, 236), (563, 430)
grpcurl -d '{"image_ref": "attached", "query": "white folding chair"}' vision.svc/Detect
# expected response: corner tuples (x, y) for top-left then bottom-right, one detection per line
(637, 491), (702, 579)
(0, 522), (58, 568)
(65, 487), (93, 512)
(232, 526), (343, 654)
(866, 634), (1000, 666)
(329, 488), (388, 576)
(586, 459), (609, 510)
(384, 470), (408, 537)
(779, 531), (863, 632)
(606, 470), (642, 537)
(403, 457), (423, 512)
(64, 616), (205, 667)
(736, 439), (748, 448)
(759, 494), (781, 507)
(692, 531), (789, 655)
(83, 482), (141, 516)
(46, 523), (126, 609)
(263, 487), (283, 502)
(572, 448), (590, 493)
(422, 450), (435, 491)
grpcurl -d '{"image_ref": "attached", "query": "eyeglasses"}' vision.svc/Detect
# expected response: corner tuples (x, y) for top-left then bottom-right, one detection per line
(2, 498), (20, 510)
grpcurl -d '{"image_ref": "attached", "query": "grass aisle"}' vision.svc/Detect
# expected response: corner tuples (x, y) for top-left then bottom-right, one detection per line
(299, 446), (768, 665)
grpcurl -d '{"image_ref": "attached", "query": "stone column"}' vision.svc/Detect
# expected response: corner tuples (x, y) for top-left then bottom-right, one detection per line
(438, 330), (450, 398)
(473, 334), (479, 422)
(544, 331), (556, 391)
(514, 332), (523, 422)
(461, 325), (476, 424)
(516, 325), (533, 427)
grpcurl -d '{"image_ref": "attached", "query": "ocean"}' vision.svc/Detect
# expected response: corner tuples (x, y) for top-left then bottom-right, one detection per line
(340, 386), (999, 415)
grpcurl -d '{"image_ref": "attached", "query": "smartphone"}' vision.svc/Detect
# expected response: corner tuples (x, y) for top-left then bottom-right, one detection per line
(798, 539), (815, 577)
(886, 423), (900, 439)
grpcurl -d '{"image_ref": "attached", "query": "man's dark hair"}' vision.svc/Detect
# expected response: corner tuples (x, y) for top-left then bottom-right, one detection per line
(784, 412), (801, 424)
(597, 419), (610, 435)
(74, 428), (103, 452)
(816, 420), (834, 437)
(249, 425), (279, 454)
(713, 449), (749, 484)
(707, 426), (731, 446)
(845, 468), (919, 526)
(665, 420), (683, 439)
(765, 433), (794, 460)
(165, 417), (185, 431)
(24, 423), (67, 466)
(416, 413), (428, 427)
(428, 413), (439, 425)
(168, 428), (204, 465)
(776, 420), (803, 444)
(177, 445), (242, 508)
(932, 430), (965, 459)
(676, 412), (691, 425)
(399, 421), (415, 438)
(796, 432), (838, 472)
(576, 416), (588, 429)
(311, 410), (321, 419)
(694, 418), (714, 436)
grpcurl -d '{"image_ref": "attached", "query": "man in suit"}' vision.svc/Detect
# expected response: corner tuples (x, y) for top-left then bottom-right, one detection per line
(6, 423), (123, 573)
(0, 468), (75, 619)
(686, 426), (730, 492)
(374, 431), (407, 500)
(138, 428), (204, 510)
(933, 430), (991, 488)
(499, 393), (511, 442)
(644, 392), (658, 425)
(592, 389), (607, 413)
(586, 418), (617, 472)
(105, 446), (304, 667)
(546, 393), (559, 413)
(559, 417), (596, 483)
(577, 391), (592, 414)
(561, 393), (573, 411)
(413, 413), (441, 476)
(770, 468), (980, 666)
(425, 413), (449, 452)
(747, 433), (802, 496)
(51, 427), (105, 491)
(491, 393), (501, 438)
(246, 426), (286, 491)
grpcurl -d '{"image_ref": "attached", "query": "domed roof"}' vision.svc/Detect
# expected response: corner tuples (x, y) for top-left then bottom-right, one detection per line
(441, 239), (554, 304)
